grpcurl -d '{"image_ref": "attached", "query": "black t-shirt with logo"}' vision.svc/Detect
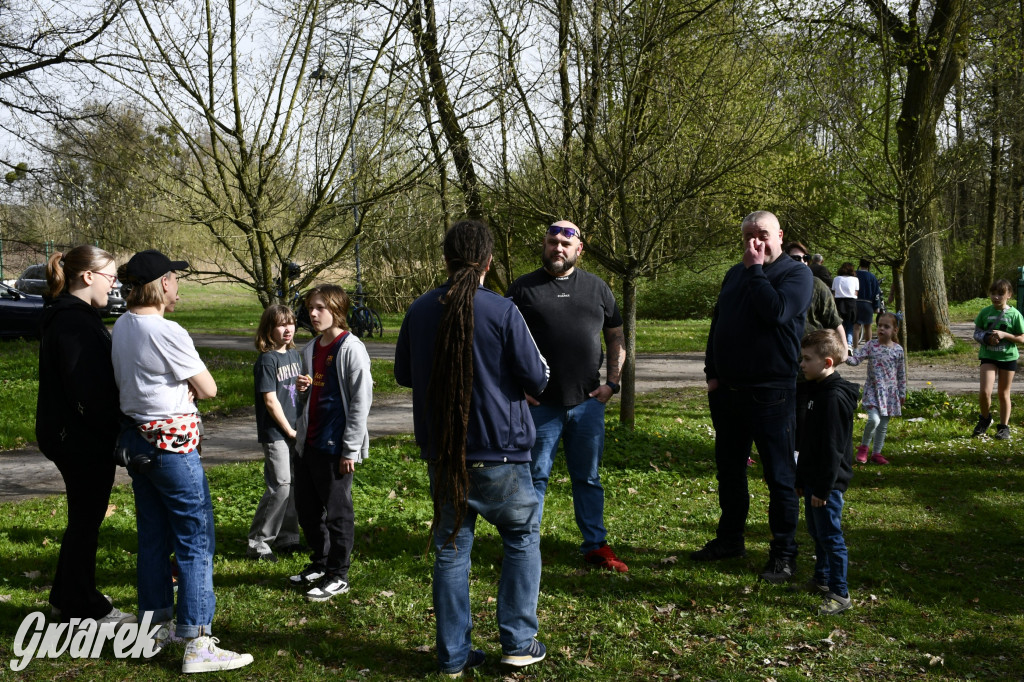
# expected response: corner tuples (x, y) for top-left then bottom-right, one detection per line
(254, 348), (302, 443)
(507, 267), (623, 407)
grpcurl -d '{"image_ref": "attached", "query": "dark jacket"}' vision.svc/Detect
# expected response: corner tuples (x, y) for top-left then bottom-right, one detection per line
(394, 283), (549, 462)
(796, 372), (860, 495)
(36, 295), (123, 459)
(705, 255), (812, 389)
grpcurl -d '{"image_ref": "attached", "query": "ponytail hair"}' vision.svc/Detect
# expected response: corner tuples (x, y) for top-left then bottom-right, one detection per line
(45, 245), (115, 298)
(427, 219), (493, 547)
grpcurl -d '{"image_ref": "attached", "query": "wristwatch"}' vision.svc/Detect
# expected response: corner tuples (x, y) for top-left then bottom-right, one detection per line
(605, 380), (620, 395)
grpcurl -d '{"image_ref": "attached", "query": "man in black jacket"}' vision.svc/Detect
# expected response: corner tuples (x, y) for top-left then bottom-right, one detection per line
(692, 211), (812, 584)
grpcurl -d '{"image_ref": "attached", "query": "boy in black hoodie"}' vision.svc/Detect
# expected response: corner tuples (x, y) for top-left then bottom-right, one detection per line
(796, 329), (860, 615)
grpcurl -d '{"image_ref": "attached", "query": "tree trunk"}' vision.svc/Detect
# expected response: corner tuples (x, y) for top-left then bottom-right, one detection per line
(619, 275), (637, 428)
(983, 81), (1000, 292)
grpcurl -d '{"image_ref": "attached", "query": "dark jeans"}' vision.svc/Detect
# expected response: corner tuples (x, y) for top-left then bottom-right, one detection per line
(804, 487), (848, 597)
(708, 386), (799, 560)
(49, 453), (116, 620)
(294, 448), (354, 579)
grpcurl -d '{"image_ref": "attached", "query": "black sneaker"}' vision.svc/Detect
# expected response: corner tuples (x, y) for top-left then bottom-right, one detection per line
(689, 539), (746, 562)
(501, 639), (546, 667)
(972, 414), (993, 437)
(305, 575), (350, 602)
(759, 557), (795, 584)
(442, 649), (485, 678)
(288, 564), (326, 587)
(994, 424), (1011, 440)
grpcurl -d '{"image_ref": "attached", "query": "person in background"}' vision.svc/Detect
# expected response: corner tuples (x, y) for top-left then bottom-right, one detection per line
(36, 245), (131, 625)
(970, 279), (1024, 440)
(784, 242), (846, 353)
(247, 304), (308, 562)
(113, 249), (253, 673)
(846, 312), (906, 464)
(831, 262), (859, 349)
(395, 219), (550, 676)
(854, 259), (882, 350)
(809, 254), (833, 287)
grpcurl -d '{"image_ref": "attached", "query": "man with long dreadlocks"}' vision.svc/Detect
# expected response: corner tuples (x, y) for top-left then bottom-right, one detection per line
(395, 220), (550, 677)
(507, 219), (629, 573)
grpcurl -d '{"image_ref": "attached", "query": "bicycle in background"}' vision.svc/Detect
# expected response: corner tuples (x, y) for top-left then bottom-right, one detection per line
(347, 286), (383, 339)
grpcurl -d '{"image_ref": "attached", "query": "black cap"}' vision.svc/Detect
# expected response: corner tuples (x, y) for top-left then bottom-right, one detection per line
(123, 250), (189, 285)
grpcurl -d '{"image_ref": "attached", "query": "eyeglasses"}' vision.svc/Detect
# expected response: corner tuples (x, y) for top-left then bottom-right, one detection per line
(547, 224), (581, 240)
(90, 271), (119, 286)
(790, 254), (809, 263)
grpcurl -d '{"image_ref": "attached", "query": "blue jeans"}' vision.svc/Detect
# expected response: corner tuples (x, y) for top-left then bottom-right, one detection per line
(428, 462), (541, 675)
(122, 428), (216, 639)
(529, 399), (607, 552)
(804, 488), (848, 597)
(708, 386), (799, 560)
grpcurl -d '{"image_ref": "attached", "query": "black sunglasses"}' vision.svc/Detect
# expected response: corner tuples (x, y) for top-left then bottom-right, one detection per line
(790, 254), (809, 263)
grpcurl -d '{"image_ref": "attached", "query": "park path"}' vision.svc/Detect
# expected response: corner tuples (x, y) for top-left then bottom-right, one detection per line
(0, 323), (983, 502)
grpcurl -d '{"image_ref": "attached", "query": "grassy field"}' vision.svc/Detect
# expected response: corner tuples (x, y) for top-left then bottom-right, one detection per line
(0, 387), (1020, 680)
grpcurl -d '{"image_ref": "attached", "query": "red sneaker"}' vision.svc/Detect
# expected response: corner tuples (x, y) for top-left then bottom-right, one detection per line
(870, 452), (889, 465)
(855, 445), (869, 464)
(585, 545), (629, 573)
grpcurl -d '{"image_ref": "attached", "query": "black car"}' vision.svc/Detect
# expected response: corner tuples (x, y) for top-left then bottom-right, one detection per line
(15, 263), (126, 317)
(0, 281), (44, 339)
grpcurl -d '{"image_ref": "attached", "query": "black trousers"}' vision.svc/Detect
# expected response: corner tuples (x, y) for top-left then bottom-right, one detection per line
(293, 448), (354, 580)
(49, 453), (116, 620)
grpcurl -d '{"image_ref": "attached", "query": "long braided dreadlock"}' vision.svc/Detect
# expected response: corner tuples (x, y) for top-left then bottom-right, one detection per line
(427, 219), (494, 548)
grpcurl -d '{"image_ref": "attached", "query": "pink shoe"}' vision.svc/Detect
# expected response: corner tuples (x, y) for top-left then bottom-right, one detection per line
(855, 445), (869, 464)
(870, 452), (889, 465)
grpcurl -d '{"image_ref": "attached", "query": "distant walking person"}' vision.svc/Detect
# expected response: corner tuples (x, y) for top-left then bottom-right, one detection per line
(854, 259), (882, 349)
(970, 279), (1024, 440)
(831, 262), (859, 349)
(36, 246), (131, 625)
(395, 220), (550, 676)
(247, 305), (308, 562)
(692, 210), (812, 585)
(507, 219), (629, 572)
(809, 254), (833, 287)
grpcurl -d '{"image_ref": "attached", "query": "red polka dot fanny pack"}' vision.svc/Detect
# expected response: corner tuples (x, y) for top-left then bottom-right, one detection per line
(137, 414), (202, 453)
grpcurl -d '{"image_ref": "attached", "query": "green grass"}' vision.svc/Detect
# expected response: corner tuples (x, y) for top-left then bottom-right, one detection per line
(634, 319), (709, 353)
(1, 387), (1021, 679)
(0, 342), (408, 450)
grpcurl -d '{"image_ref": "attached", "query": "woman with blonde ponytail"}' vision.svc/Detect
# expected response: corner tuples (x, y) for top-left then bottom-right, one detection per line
(395, 220), (550, 676)
(35, 245), (131, 624)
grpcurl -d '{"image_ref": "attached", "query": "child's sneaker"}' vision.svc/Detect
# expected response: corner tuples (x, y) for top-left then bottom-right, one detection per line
(153, 620), (185, 654)
(855, 444), (869, 464)
(501, 638), (546, 667)
(819, 592), (853, 615)
(181, 636), (253, 673)
(972, 414), (993, 437)
(870, 452), (889, 465)
(305, 575), (350, 602)
(994, 424), (1011, 440)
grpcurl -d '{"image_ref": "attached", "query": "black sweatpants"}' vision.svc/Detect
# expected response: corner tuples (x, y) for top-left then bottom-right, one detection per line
(293, 448), (355, 580)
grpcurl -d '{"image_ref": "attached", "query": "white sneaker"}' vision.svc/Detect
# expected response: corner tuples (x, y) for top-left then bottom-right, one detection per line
(305, 575), (349, 602)
(181, 636), (254, 673)
(153, 620), (184, 654)
(96, 606), (134, 625)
